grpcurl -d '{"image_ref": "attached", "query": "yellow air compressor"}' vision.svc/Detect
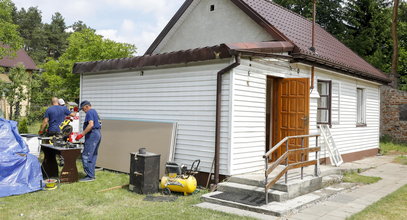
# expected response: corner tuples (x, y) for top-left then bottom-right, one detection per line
(160, 160), (200, 195)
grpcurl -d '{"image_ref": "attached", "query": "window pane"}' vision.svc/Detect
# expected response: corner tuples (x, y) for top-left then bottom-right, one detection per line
(318, 97), (329, 108)
(357, 88), (365, 124)
(318, 82), (328, 95)
(317, 109), (329, 123)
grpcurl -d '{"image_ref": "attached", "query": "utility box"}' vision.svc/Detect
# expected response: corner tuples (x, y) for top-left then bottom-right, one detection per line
(129, 149), (160, 194)
(21, 134), (40, 158)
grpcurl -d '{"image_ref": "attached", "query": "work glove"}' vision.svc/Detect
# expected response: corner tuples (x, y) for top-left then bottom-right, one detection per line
(38, 130), (44, 135)
(75, 134), (84, 141)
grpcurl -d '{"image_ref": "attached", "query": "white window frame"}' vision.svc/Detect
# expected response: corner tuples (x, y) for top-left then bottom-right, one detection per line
(356, 88), (366, 126)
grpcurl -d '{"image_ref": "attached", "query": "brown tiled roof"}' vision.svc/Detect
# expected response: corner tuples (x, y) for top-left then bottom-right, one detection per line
(145, 0), (390, 83)
(234, 0), (389, 83)
(0, 48), (37, 70)
(73, 41), (294, 74)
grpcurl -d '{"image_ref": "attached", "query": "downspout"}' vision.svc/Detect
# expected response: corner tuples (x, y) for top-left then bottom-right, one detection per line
(214, 54), (241, 185)
(310, 0), (317, 90)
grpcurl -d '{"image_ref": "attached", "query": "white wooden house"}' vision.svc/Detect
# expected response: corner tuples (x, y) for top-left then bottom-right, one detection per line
(73, 0), (390, 180)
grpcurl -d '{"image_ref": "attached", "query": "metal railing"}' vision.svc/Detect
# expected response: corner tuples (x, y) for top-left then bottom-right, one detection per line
(263, 134), (320, 204)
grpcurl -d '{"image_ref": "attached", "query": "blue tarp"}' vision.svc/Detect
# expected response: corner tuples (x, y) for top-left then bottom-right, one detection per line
(0, 118), (43, 197)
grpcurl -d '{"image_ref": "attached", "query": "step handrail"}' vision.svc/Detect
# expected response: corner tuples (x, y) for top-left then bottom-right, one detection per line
(263, 133), (320, 204)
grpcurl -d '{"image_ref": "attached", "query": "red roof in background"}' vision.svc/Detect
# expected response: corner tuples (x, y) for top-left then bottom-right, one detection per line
(236, 0), (389, 82)
(0, 48), (37, 70)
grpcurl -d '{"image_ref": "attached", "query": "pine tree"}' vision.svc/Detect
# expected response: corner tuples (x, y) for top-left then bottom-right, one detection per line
(44, 12), (69, 59)
(344, 0), (391, 57)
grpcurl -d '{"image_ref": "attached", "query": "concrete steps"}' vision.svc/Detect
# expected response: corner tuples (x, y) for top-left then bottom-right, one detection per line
(199, 167), (349, 218)
(227, 174), (322, 198)
(200, 182), (355, 217)
(217, 181), (289, 202)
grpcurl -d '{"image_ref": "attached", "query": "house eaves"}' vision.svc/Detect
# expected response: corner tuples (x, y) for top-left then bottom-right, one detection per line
(73, 41), (294, 74)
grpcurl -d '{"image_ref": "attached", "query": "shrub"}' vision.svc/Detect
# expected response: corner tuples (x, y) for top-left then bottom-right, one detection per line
(18, 118), (29, 134)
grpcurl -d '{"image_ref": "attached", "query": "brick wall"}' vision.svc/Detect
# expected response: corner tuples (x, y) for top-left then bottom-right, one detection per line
(380, 86), (407, 143)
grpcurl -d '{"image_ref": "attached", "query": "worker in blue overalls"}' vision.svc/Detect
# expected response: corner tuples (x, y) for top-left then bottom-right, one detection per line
(75, 100), (101, 182)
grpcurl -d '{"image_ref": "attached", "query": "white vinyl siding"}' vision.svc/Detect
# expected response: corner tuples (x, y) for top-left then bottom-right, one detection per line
(315, 70), (380, 157)
(229, 58), (307, 175)
(80, 61), (232, 175)
(331, 81), (341, 124)
(80, 57), (381, 177)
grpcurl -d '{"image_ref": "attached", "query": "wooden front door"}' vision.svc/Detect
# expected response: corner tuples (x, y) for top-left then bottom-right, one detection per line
(272, 78), (310, 163)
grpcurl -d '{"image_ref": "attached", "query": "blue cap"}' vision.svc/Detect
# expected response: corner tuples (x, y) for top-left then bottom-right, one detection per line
(80, 100), (91, 108)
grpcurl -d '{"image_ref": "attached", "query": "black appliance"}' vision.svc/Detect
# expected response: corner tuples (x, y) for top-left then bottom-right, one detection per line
(129, 149), (160, 194)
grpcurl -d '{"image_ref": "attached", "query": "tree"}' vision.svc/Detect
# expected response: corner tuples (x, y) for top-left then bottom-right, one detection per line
(0, 0), (23, 59)
(397, 1), (407, 90)
(41, 28), (136, 101)
(272, 0), (346, 39)
(343, 0), (392, 72)
(390, 0), (400, 89)
(70, 20), (95, 33)
(13, 6), (47, 63)
(44, 12), (69, 59)
(0, 65), (29, 120)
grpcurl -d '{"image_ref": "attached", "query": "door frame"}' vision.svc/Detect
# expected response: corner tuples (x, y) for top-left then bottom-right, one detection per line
(266, 77), (310, 162)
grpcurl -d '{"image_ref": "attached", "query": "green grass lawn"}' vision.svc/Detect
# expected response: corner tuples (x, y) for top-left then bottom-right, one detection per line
(393, 155), (407, 165)
(380, 141), (407, 165)
(342, 172), (381, 185)
(27, 121), (42, 134)
(380, 141), (407, 155)
(0, 161), (251, 220)
(348, 184), (407, 220)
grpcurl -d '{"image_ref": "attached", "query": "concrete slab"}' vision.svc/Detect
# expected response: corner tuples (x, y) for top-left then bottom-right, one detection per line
(288, 157), (407, 219)
(194, 202), (275, 220)
(201, 155), (407, 219)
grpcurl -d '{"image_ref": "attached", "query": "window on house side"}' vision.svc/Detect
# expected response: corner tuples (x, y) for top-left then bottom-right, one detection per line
(317, 80), (331, 125)
(356, 88), (366, 125)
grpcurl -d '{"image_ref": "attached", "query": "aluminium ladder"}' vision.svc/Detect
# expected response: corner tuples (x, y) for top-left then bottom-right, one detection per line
(319, 125), (343, 166)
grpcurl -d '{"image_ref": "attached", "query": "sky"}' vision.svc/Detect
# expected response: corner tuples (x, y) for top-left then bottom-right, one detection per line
(12, 0), (185, 55)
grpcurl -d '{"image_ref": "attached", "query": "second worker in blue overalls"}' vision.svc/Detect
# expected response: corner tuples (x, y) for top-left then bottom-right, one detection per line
(76, 100), (102, 182)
